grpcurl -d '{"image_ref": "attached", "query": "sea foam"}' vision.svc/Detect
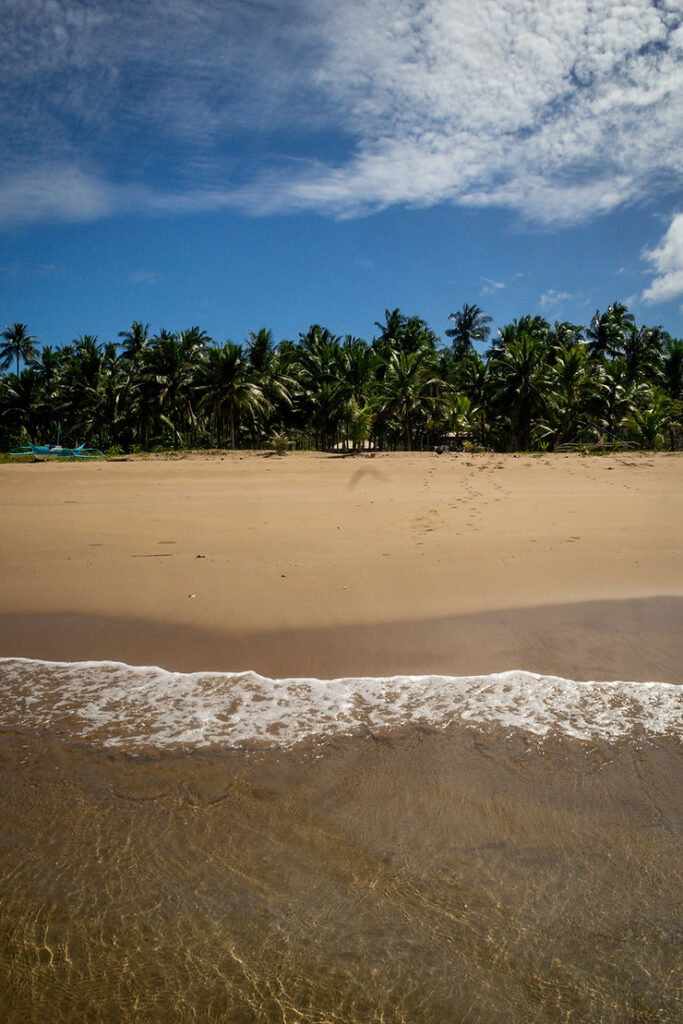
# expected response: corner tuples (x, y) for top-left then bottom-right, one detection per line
(0, 657), (680, 751)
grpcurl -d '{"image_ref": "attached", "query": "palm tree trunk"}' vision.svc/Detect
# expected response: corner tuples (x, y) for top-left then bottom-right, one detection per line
(405, 408), (412, 451)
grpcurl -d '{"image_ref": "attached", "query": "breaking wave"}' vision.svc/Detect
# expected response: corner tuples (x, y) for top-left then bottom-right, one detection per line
(0, 657), (680, 751)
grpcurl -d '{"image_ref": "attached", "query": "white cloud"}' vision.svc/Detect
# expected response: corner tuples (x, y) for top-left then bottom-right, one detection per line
(642, 213), (683, 303)
(480, 277), (505, 297)
(0, 1), (681, 226)
(0, 167), (116, 226)
(540, 289), (575, 309)
(275, 0), (683, 223)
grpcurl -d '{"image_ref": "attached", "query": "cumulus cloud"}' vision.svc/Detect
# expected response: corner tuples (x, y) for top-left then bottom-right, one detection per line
(286, 0), (683, 222)
(642, 213), (683, 303)
(0, 1), (681, 226)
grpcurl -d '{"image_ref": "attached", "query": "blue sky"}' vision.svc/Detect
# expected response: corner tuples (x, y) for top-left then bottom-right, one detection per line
(1, 0), (682, 351)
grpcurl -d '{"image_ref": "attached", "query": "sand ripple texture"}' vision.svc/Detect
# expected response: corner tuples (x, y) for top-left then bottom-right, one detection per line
(0, 657), (680, 750)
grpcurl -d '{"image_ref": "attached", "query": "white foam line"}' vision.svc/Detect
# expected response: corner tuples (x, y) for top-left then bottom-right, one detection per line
(0, 658), (680, 750)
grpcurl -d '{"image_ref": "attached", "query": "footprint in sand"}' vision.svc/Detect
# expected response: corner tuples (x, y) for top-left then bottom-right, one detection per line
(411, 508), (443, 535)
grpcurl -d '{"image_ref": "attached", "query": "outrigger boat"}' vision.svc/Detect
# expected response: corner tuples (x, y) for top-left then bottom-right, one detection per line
(11, 441), (104, 459)
(11, 427), (104, 459)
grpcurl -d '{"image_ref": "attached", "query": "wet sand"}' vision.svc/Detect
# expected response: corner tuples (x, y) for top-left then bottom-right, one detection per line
(0, 451), (681, 677)
(0, 597), (681, 682)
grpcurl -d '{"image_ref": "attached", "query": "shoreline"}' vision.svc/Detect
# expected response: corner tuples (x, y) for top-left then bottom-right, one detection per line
(1, 596), (680, 683)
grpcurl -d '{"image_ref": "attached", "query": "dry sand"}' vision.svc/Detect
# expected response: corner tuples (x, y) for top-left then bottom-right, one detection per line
(0, 451), (681, 680)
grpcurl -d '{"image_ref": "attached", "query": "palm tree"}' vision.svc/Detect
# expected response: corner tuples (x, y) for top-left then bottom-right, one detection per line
(374, 308), (439, 358)
(177, 327), (211, 444)
(372, 349), (439, 450)
(34, 346), (62, 440)
(487, 332), (550, 450)
(330, 337), (376, 450)
(58, 335), (105, 441)
(2, 367), (43, 438)
(94, 343), (135, 449)
(457, 352), (489, 445)
(195, 342), (265, 449)
(547, 343), (603, 447)
(1, 323), (38, 376)
(622, 390), (672, 450)
(118, 321), (150, 363)
(598, 362), (638, 441)
(587, 303), (634, 360)
(177, 326), (211, 355)
(141, 330), (194, 447)
(295, 325), (342, 448)
(446, 304), (492, 360)
(488, 315), (550, 358)
(549, 321), (585, 357)
(621, 325), (665, 385)
(661, 338), (683, 449)
(246, 328), (293, 441)
(663, 338), (683, 401)
(246, 328), (275, 374)
(373, 308), (405, 358)
(440, 391), (477, 447)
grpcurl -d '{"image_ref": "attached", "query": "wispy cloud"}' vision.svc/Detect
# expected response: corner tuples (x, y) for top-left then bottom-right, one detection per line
(130, 270), (161, 286)
(480, 277), (505, 297)
(0, 167), (117, 226)
(0, 1), (681, 227)
(642, 212), (683, 303)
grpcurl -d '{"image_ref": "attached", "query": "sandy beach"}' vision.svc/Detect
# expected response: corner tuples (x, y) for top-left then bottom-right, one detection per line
(2, 451), (682, 1023)
(0, 450), (680, 680)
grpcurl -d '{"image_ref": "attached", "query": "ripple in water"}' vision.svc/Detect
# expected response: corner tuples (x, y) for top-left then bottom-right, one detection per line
(0, 659), (680, 1022)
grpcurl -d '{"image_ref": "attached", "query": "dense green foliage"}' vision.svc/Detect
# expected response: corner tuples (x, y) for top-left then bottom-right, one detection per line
(1, 305), (681, 453)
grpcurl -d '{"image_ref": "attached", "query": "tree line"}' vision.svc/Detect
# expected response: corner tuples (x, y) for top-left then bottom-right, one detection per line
(1, 303), (681, 454)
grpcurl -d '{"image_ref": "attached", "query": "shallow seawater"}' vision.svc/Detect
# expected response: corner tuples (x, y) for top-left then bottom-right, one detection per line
(0, 659), (681, 1023)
